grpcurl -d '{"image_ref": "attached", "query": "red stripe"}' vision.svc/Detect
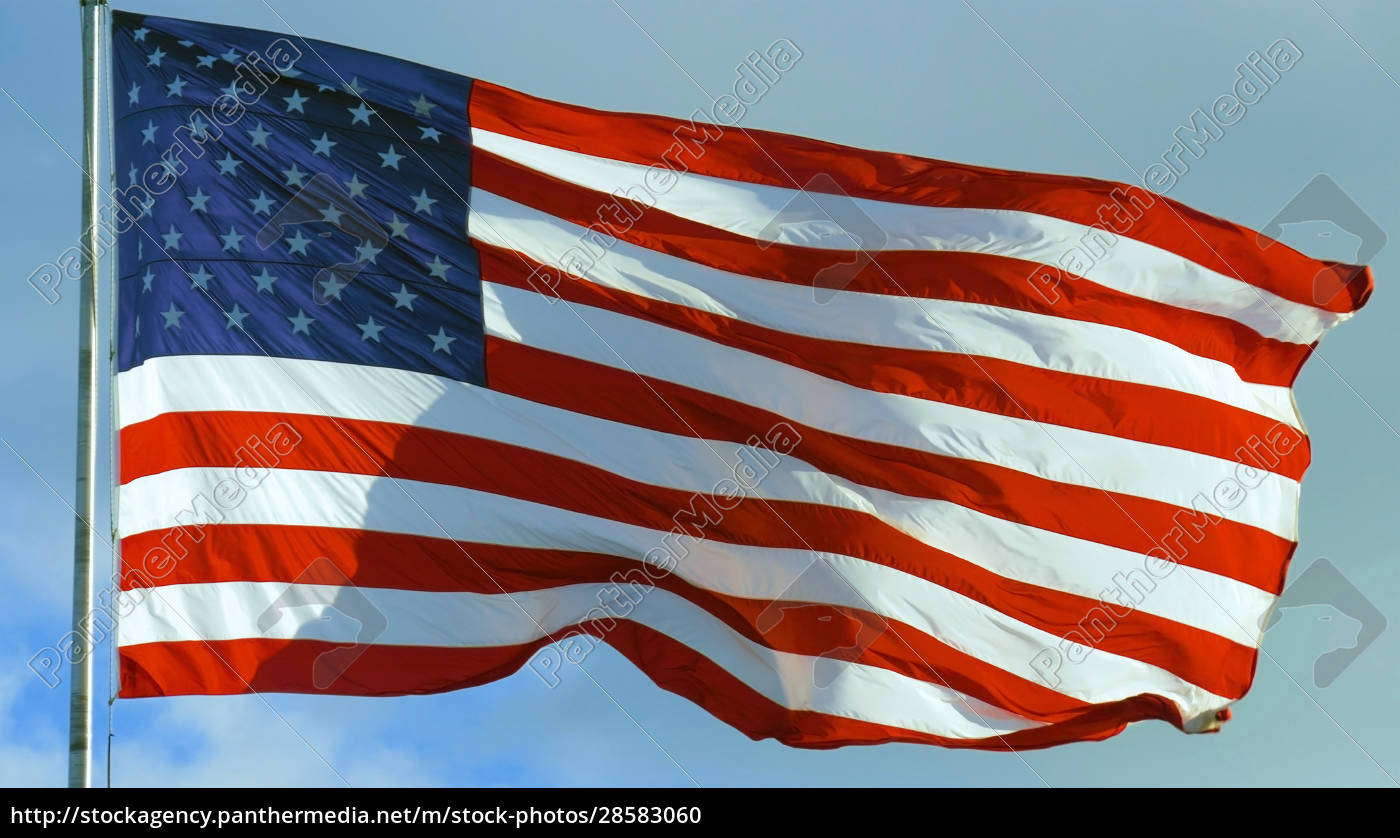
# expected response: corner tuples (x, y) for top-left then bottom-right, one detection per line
(120, 411), (1256, 698)
(120, 630), (1183, 750)
(117, 523), (1097, 725)
(477, 240), (1310, 480)
(469, 81), (1372, 316)
(473, 150), (1313, 387)
(486, 337), (1297, 596)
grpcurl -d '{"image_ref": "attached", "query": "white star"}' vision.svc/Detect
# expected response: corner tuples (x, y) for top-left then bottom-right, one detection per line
(427, 326), (456, 353)
(140, 120), (158, 145)
(411, 189), (437, 215)
(127, 82), (140, 105)
(219, 80), (242, 100)
(160, 225), (184, 250)
(133, 27), (150, 42)
(178, 39), (194, 48)
(377, 144), (404, 169)
(196, 53), (216, 69)
(252, 267), (279, 293)
(187, 264), (214, 290)
(344, 77), (365, 96)
(357, 316), (386, 342)
(386, 214), (410, 239)
(347, 102), (374, 125)
(344, 174), (368, 199)
(283, 89), (309, 113)
(418, 125), (442, 143)
(287, 308), (315, 335)
(319, 204), (345, 226)
(140, 269), (156, 293)
(354, 241), (383, 264)
(410, 94), (436, 117)
(285, 230), (312, 255)
(146, 46), (166, 67)
(127, 162), (138, 187)
(187, 115), (211, 141)
(134, 197), (155, 220)
(248, 191), (276, 215)
(224, 304), (251, 330)
(316, 83), (336, 93)
(391, 283), (418, 310)
(161, 302), (185, 329)
(165, 76), (187, 98)
(246, 122), (271, 148)
(311, 132), (337, 157)
(215, 152), (242, 176)
(319, 274), (348, 300)
(219, 226), (245, 252)
(221, 47), (240, 63)
(187, 187), (211, 213)
(282, 163), (307, 187)
(427, 256), (450, 280)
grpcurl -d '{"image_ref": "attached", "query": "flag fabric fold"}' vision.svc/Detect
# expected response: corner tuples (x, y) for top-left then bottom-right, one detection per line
(110, 11), (1372, 750)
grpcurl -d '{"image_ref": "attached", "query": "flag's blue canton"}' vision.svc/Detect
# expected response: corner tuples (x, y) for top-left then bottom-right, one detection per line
(111, 12), (484, 384)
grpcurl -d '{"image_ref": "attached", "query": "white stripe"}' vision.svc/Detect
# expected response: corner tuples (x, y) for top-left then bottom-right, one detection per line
(116, 354), (1276, 647)
(468, 189), (1299, 428)
(483, 280), (1299, 537)
(119, 580), (1040, 740)
(472, 128), (1341, 345)
(120, 466), (1235, 724)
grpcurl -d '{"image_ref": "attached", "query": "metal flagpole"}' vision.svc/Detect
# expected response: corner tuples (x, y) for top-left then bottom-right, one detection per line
(70, 0), (107, 790)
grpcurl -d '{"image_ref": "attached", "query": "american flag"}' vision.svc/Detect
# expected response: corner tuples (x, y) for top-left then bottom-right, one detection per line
(111, 11), (1371, 749)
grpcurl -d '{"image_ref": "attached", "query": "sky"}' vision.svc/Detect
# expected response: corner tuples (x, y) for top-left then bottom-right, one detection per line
(1, 0), (1398, 787)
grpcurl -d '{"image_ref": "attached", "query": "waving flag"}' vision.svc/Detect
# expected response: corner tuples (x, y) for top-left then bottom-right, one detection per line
(110, 11), (1372, 749)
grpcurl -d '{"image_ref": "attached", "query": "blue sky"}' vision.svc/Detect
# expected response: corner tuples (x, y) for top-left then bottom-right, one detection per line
(2, 0), (1399, 786)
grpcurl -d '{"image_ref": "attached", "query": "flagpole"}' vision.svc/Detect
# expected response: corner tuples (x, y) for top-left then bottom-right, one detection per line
(70, 0), (107, 790)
